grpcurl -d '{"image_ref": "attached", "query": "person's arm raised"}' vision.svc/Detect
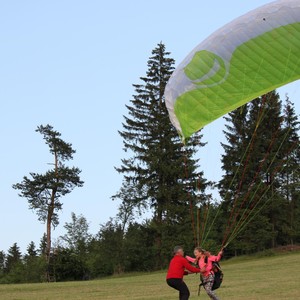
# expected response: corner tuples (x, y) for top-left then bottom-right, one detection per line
(183, 257), (200, 273)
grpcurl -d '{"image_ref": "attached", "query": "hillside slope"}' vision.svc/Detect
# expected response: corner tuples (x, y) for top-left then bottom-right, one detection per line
(0, 251), (299, 299)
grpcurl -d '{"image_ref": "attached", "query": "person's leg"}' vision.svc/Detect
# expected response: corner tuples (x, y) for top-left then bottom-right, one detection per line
(167, 278), (190, 300)
(203, 274), (220, 300)
(178, 280), (190, 300)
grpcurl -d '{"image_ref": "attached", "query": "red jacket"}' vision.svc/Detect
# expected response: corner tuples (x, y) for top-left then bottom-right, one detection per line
(166, 254), (199, 279)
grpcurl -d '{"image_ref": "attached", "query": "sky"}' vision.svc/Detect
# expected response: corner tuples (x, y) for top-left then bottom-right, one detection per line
(0, 0), (299, 253)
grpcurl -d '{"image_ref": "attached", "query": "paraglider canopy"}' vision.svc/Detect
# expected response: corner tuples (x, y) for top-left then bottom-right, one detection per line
(164, 0), (300, 141)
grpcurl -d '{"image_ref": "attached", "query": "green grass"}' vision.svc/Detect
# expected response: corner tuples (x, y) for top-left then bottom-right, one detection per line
(1, 252), (299, 300)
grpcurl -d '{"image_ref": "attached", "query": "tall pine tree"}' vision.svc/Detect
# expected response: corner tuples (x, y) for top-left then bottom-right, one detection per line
(114, 43), (210, 268)
(219, 91), (291, 253)
(218, 104), (251, 252)
(219, 104), (249, 206)
(13, 125), (84, 280)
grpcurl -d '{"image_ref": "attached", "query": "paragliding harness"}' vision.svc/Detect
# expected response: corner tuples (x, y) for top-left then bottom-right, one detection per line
(198, 256), (223, 296)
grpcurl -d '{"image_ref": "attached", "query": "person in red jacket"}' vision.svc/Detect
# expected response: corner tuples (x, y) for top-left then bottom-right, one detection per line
(166, 246), (200, 300)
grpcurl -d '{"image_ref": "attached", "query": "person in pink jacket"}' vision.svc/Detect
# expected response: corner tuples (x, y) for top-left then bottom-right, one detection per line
(186, 247), (223, 300)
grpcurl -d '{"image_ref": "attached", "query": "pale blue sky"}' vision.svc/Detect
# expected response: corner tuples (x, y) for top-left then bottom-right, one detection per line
(0, 0), (299, 253)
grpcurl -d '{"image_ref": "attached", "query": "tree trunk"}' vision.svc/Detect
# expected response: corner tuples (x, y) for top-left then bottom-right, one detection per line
(290, 194), (295, 246)
(154, 205), (163, 270)
(46, 211), (51, 281)
(45, 191), (56, 282)
(45, 150), (58, 282)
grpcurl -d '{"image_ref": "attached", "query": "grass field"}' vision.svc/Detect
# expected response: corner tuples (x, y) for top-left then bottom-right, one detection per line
(1, 251), (299, 300)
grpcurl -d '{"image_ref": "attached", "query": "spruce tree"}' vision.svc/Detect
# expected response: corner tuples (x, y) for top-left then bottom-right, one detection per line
(114, 43), (209, 268)
(279, 97), (300, 244)
(24, 241), (43, 283)
(25, 242), (37, 258)
(5, 243), (22, 273)
(219, 91), (289, 252)
(219, 104), (249, 206)
(218, 104), (251, 251)
(247, 91), (286, 249)
(0, 251), (6, 276)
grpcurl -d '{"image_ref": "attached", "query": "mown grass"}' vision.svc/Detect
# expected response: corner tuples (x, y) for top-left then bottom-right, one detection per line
(1, 251), (299, 300)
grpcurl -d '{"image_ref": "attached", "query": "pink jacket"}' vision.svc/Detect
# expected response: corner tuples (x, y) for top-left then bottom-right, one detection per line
(186, 252), (222, 277)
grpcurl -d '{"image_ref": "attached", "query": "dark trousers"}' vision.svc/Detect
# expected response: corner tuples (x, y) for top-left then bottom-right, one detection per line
(167, 278), (190, 300)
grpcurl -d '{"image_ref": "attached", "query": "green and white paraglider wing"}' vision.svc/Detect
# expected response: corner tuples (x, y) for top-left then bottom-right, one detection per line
(165, 0), (300, 141)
